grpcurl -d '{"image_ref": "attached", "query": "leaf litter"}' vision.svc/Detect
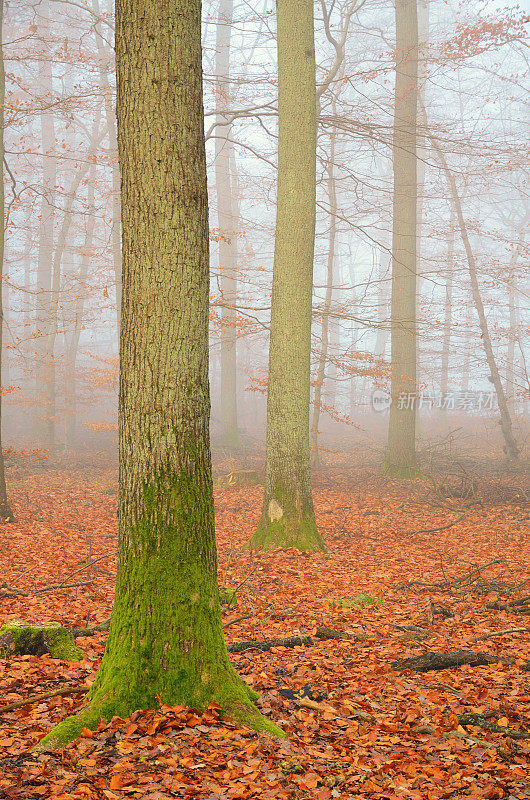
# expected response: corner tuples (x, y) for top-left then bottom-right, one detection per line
(0, 464), (529, 799)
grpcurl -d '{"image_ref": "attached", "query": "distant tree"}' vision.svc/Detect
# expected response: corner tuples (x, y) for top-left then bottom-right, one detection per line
(385, 0), (420, 476)
(429, 129), (520, 460)
(248, 0), (325, 551)
(37, 0), (282, 749)
(215, 0), (240, 448)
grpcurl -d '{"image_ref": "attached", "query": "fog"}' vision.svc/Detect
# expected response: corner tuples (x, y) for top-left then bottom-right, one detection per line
(1, 0), (528, 468)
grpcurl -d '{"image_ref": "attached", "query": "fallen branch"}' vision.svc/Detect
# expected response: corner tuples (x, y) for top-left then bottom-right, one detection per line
(69, 618), (112, 637)
(476, 626), (530, 640)
(58, 554), (115, 588)
(223, 614), (251, 629)
(295, 697), (375, 724)
(402, 514), (466, 536)
(485, 595), (530, 612)
(459, 713), (530, 740)
(391, 650), (514, 672)
(0, 581), (93, 599)
(228, 634), (312, 653)
(0, 686), (86, 714)
(444, 730), (515, 761)
(228, 626), (351, 654)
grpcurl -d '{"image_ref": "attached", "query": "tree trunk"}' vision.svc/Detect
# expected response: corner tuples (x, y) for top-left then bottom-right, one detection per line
(37, 0), (282, 750)
(0, 0), (13, 521)
(64, 164), (97, 451)
(249, 0), (324, 551)
(440, 212), (455, 401)
(43, 123), (105, 450)
(429, 132), (519, 460)
(374, 245), (391, 360)
(310, 142), (337, 467)
(92, 0), (122, 326)
(505, 222), (525, 415)
(215, 0), (239, 448)
(461, 305), (471, 394)
(34, 0), (56, 447)
(415, 0), (429, 379)
(385, 0), (420, 476)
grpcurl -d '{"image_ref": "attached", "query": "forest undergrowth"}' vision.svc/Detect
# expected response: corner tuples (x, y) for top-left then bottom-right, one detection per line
(0, 459), (529, 799)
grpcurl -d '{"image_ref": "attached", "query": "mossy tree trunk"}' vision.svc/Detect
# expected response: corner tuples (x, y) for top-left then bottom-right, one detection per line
(248, 0), (324, 552)
(384, 0), (420, 477)
(37, 0), (282, 750)
(0, 0), (13, 522)
(215, 0), (240, 449)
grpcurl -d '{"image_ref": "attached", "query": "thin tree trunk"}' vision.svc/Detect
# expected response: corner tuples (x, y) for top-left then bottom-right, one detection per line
(310, 143), (337, 467)
(215, 0), (239, 448)
(505, 222), (526, 415)
(0, 0), (14, 521)
(375, 238), (391, 359)
(92, 0), (121, 326)
(23, 203), (32, 331)
(461, 305), (471, 394)
(64, 165), (96, 451)
(440, 211), (455, 400)
(43, 122), (105, 450)
(37, 0), (281, 751)
(385, 0), (420, 476)
(415, 0), (429, 352)
(34, 0), (56, 446)
(249, 0), (324, 551)
(428, 130), (519, 460)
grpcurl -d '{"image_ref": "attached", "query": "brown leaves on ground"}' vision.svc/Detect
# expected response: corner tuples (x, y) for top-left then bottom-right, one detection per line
(0, 465), (529, 799)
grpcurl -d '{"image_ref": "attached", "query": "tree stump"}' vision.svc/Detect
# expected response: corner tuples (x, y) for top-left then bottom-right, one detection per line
(0, 621), (84, 661)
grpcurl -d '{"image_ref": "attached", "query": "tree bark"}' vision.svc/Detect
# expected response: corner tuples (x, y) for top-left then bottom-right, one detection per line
(0, 0), (13, 521)
(249, 0), (324, 551)
(385, 0), (420, 476)
(215, 0), (239, 448)
(36, 0), (282, 750)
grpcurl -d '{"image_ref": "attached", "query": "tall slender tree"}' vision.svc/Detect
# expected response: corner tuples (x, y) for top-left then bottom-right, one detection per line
(34, 0), (57, 446)
(37, 0), (282, 749)
(428, 130), (520, 460)
(248, 0), (324, 551)
(385, 0), (420, 476)
(215, 0), (239, 448)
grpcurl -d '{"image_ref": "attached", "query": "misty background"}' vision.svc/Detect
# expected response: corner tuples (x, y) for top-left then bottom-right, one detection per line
(2, 0), (528, 465)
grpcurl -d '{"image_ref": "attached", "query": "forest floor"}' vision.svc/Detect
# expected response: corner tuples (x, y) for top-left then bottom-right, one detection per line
(0, 456), (529, 799)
